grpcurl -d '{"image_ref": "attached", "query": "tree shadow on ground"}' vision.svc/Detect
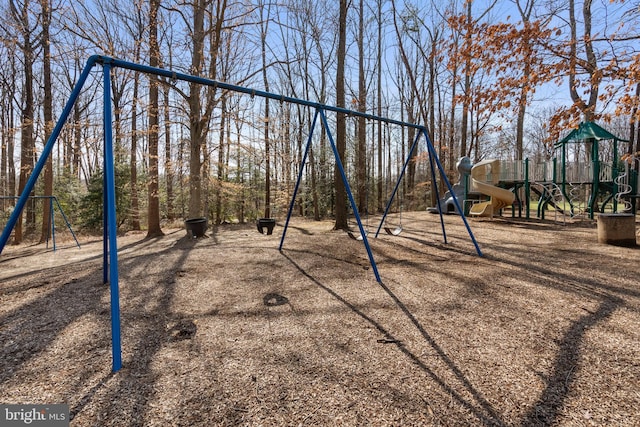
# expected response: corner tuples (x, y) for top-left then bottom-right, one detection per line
(324, 226), (634, 426)
(281, 252), (505, 426)
(520, 296), (622, 426)
(0, 229), (184, 283)
(0, 267), (106, 386)
(473, 239), (631, 426)
(69, 235), (198, 425)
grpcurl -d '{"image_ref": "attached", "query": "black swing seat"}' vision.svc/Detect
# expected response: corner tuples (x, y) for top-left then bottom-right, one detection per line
(384, 226), (403, 236)
(256, 218), (277, 235)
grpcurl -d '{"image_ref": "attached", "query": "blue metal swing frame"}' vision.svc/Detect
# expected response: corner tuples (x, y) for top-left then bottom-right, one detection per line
(0, 195), (81, 251)
(0, 55), (481, 373)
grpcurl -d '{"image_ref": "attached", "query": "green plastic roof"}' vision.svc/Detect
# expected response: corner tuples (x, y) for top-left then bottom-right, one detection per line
(554, 121), (628, 147)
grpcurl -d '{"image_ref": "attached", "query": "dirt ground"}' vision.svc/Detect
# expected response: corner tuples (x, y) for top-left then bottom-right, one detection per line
(1, 211), (639, 426)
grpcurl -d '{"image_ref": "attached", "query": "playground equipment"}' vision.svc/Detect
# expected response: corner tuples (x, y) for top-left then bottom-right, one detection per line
(381, 123), (635, 223)
(427, 156), (472, 215)
(554, 122), (630, 218)
(383, 206), (403, 236)
(468, 159), (516, 218)
(530, 182), (568, 224)
(185, 217), (208, 238)
(614, 155), (639, 213)
(0, 196), (80, 250)
(256, 218), (277, 235)
(347, 204), (369, 240)
(567, 182), (588, 217)
(348, 229), (367, 241)
(348, 175), (371, 241)
(0, 56), (482, 373)
(614, 165), (633, 213)
(440, 123), (637, 221)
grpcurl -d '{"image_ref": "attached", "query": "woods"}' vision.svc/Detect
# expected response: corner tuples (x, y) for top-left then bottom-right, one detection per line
(1, 0), (639, 241)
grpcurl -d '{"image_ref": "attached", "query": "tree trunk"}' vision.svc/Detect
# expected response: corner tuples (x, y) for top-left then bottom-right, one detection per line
(72, 98), (82, 178)
(163, 85), (175, 220)
(39, 0), (53, 244)
(260, 0), (271, 219)
(356, 0), (367, 214)
(146, 0), (163, 237)
(515, 2), (534, 160)
(0, 101), (7, 197)
(215, 95), (226, 224)
(448, 35), (458, 170)
(1, 52), (17, 202)
(187, 2), (206, 219)
(632, 83), (640, 156)
(12, 0), (36, 244)
(406, 105), (416, 190)
(568, 0), (598, 160)
(129, 70), (141, 230)
(460, 0), (472, 158)
(186, 0), (226, 219)
(334, 0), (348, 230)
(376, 0), (383, 213)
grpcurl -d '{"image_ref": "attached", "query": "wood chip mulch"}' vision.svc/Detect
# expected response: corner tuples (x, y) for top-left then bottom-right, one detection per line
(1, 212), (639, 426)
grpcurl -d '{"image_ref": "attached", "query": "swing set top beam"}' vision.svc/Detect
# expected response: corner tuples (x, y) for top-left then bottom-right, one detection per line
(94, 55), (426, 131)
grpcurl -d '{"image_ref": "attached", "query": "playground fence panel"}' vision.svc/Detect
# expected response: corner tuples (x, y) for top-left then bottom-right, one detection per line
(498, 160), (614, 184)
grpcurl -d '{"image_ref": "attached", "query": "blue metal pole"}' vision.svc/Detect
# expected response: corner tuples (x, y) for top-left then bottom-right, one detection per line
(422, 129), (483, 257)
(53, 196), (81, 249)
(279, 109), (319, 251)
(0, 57), (98, 255)
(103, 141), (109, 285)
(374, 129), (421, 237)
(426, 135), (447, 244)
(50, 197), (56, 252)
(319, 109), (381, 283)
(103, 63), (122, 372)
(525, 158), (530, 219)
(45, 197), (51, 249)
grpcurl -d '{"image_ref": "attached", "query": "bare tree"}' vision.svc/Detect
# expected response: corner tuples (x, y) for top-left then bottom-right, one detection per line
(568, 0), (598, 127)
(121, 1), (146, 231)
(0, 33), (18, 204)
(334, 0), (348, 230)
(355, 0), (367, 214)
(163, 84), (175, 220)
(375, 0), (384, 212)
(390, 2), (431, 193)
(10, 0), (37, 244)
(147, 0), (163, 237)
(513, 0), (534, 160)
(176, 0), (228, 220)
(258, 0), (272, 219)
(39, 0), (54, 243)
(460, 0), (472, 158)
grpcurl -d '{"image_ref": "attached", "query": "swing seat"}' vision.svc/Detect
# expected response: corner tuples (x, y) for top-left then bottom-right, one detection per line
(348, 231), (367, 241)
(256, 218), (276, 235)
(384, 226), (403, 236)
(185, 217), (208, 238)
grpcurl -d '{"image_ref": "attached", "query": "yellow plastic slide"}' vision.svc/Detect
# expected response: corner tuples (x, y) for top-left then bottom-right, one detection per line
(469, 159), (515, 217)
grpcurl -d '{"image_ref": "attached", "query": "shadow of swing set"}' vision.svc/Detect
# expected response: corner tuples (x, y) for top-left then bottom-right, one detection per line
(0, 56), (481, 373)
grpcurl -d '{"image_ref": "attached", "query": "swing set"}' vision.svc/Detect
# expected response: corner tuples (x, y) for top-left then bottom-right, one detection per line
(346, 125), (404, 239)
(0, 56), (481, 372)
(0, 195), (80, 251)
